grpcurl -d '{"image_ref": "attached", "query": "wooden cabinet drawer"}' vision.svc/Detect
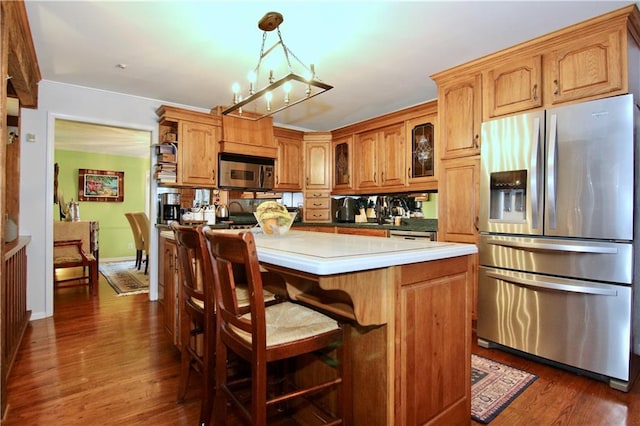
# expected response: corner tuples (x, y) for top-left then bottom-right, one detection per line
(304, 197), (330, 210)
(304, 210), (331, 222)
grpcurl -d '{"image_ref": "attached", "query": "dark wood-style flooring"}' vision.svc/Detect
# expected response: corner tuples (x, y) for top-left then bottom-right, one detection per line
(2, 273), (640, 425)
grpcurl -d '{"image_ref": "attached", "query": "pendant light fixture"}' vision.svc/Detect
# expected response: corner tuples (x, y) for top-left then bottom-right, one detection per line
(221, 11), (333, 120)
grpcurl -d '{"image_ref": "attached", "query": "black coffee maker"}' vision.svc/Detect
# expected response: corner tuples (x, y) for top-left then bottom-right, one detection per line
(334, 197), (357, 223)
(158, 193), (180, 224)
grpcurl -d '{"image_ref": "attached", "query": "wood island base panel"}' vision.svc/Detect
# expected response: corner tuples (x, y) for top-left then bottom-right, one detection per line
(225, 230), (476, 425)
(159, 229), (476, 425)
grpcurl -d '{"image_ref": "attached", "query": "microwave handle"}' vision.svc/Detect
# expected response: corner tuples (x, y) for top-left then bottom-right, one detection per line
(259, 165), (265, 188)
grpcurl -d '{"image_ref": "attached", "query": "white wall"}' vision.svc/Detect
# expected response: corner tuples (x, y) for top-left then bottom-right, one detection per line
(20, 80), (209, 319)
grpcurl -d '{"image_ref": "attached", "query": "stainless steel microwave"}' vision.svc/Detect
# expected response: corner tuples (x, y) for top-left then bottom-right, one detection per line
(218, 153), (275, 191)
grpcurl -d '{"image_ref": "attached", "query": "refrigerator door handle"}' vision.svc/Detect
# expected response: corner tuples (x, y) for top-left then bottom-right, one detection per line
(547, 113), (558, 229)
(485, 270), (618, 296)
(485, 238), (619, 254)
(530, 117), (540, 229)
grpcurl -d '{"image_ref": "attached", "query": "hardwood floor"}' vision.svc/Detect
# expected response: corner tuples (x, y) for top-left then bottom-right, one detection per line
(3, 272), (640, 425)
(3, 274), (200, 425)
(471, 341), (640, 426)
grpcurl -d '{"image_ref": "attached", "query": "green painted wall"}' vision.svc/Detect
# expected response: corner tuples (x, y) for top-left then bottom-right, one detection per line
(54, 150), (149, 259)
(421, 193), (438, 219)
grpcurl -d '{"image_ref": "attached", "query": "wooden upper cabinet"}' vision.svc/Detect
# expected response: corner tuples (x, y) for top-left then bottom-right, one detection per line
(178, 121), (219, 187)
(379, 123), (405, 188)
(304, 136), (331, 190)
(439, 74), (482, 159)
(332, 135), (353, 192)
(354, 130), (378, 190)
(483, 55), (542, 119)
(274, 128), (303, 191)
(545, 28), (624, 106)
(354, 124), (406, 191)
(405, 113), (437, 189)
(156, 105), (221, 188)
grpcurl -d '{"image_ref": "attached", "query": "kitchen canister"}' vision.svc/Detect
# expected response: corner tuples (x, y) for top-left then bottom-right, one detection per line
(204, 207), (216, 225)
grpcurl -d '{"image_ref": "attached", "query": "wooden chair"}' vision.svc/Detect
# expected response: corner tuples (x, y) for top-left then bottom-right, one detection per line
(170, 223), (215, 425)
(204, 230), (351, 426)
(171, 225), (285, 425)
(53, 221), (98, 296)
(131, 212), (150, 274)
(124, 213), (144, 270)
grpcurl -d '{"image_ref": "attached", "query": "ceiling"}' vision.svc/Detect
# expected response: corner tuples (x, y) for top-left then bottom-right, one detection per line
(26, 1), (633, 156)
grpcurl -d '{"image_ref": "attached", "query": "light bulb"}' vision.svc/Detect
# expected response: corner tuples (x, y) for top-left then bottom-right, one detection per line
(247, 71), (256, 95)
(265, 91), (272, 111)
(232, 82), (240, 103)
(283, 81), (292, 104)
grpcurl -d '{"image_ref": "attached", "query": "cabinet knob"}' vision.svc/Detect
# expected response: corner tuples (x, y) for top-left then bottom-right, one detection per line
(212, 169), (216, 182)
(553, 79), (559, 95)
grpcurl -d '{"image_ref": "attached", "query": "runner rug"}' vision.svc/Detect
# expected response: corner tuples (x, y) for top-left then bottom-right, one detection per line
(99, 261), (149, 296)
(471, 354), (537, 423)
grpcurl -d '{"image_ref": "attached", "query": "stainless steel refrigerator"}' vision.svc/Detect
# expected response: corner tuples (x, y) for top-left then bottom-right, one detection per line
(477, 93), (640, 391)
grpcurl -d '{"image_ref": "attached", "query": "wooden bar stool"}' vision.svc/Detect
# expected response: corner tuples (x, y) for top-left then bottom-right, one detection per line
(170, 223), (215, 425)
(204, 230), (351, 426)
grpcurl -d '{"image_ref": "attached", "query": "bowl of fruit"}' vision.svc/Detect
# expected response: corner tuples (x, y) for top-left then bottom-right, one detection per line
(254, 201), (296, 236)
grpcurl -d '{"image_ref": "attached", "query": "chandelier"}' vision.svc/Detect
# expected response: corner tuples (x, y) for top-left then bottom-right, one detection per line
(221, 11), (333, 120)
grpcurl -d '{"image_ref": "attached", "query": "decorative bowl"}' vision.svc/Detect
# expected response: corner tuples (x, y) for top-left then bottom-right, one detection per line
(254, 212), (297, 235)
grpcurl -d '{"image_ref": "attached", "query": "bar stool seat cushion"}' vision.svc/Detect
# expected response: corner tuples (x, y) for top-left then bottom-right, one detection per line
(230, 301), (340, 347)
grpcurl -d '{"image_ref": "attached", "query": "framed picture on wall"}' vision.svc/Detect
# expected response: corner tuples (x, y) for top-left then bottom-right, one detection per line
(78, 169), (124, 202)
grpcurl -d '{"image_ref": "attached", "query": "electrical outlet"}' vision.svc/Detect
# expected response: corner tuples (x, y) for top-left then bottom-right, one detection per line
(128, 243), (133, 249)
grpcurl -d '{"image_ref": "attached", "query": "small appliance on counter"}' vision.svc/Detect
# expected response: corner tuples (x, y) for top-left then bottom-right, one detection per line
(333, 197), (357, 223)
(216, 203), (230, 221)
(158, 192), (180, 224)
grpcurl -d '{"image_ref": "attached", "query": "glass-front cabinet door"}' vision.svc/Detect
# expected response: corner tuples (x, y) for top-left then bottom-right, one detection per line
(406, 113), (437, 189)
(332, 135), (353, 193)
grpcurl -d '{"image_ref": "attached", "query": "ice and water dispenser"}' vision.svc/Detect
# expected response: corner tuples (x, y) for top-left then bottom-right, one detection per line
(489, 170), (527, 223)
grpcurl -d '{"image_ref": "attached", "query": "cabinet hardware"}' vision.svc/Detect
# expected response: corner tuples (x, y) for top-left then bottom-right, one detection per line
(407, 168), (411, 178)
(373, 172), (376, 182)
(532, 84), (538, 100)
(553, 79), (559, 95)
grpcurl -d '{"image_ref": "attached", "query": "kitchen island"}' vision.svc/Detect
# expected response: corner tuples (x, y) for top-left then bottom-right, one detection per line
(215, 229), (477, 425)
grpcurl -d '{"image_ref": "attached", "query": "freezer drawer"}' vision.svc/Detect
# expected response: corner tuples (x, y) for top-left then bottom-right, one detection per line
(477, 266), (633, 381)
(479, 235), (633, 284)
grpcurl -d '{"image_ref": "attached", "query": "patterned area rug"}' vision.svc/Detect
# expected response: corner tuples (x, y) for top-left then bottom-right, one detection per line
(471, 354), (537, 423)
(99, 261), (149, 296)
